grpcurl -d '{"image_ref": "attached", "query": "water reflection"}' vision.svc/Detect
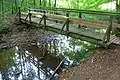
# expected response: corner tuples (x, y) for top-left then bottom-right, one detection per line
(0, 45), (60, 80)
(55, 35), (96, 63)
(0, 34), (96, 80)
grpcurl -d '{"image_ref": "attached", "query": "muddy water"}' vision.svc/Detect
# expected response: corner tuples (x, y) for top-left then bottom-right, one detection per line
(0, 34), (96, 80)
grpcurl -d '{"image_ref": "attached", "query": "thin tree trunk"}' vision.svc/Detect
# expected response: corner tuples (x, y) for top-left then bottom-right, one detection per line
(54, 0), (56, 7)
(33, 0), (35, 9)
(40, 0), (42, 7)
(15, 0), (17, 12)
(116, 0), (120, 23)
(44, 0), (46, 7)
(26, 0), (28, 9)
(116, 0), (118, 11)
(2, 0), (4, 19)
(49, 0), (51, 7)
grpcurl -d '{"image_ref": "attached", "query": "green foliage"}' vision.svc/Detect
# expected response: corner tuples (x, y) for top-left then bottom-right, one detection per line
(0, 48), (15, 70)
(58, 0), (112, 10)
(58, 37), (97, 64)
(67, 38), (96, 62)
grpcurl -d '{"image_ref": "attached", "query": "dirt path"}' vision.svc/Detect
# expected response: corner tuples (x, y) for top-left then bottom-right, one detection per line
(60, 46), (120, 80)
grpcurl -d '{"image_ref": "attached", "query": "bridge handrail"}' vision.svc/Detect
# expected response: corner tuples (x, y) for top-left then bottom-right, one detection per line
(25, 11), (120, 29)
(29, 7), (120, 16)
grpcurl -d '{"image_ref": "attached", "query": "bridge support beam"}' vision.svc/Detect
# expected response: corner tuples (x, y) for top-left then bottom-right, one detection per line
(28, 13), (32, 24)
(66, 12), (69, 32)
(106, 16), (113, 42)
(43, 11), (46, 30)
(103, 16), (113, 43)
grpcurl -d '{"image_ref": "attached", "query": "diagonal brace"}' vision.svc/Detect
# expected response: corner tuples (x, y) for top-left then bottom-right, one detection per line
(60, 18), (69, 34)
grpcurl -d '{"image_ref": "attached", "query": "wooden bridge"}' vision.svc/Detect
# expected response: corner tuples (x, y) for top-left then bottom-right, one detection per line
(18, 7), (120, 45)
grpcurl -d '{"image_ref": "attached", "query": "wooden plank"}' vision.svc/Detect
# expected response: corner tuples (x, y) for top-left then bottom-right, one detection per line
(110, 35), (116, 42)
(70, 18), (120, 28)
(21, 12), (28, 15)
(30, 11), (67, 21)
(47, 57), (66, 80)
(69, 18), (107, 28)
(32, 14), (42, 18)
(109, 35), (120, 45)
(30, 7), (120, 16)
(114, 37), (120, 44)
(30, 12), (120, 29)
(112, 23), (120, 28)
(30, 11), (43, 15)
(29, 12), (106, 28)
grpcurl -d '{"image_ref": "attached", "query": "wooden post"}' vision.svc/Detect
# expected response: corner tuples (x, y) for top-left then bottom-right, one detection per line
(29, 9), (32, 24)
(12, 5), (14, 14)
(53, 40), (56, 54)
(66, 12), (69, 32)
(106, 16), (113, 42)
(49, 41), (52, 53)
(78, 12), (82, 28)
(47, 57), (66, 80)
(55, 12), (58, 23)
(43, 11), (46, 29)
(60, 19), (68, 34)
(18, 7), (21, 22)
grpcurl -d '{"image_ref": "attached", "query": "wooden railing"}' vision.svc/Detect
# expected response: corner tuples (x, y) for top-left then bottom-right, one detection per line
(30, 7), (120, 16)
(19, 7), (120, 43)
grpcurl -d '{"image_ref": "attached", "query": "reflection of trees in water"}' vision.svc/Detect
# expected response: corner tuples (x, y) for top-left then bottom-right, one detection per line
(36, 34), (59, 56)
(18, 46), (47, 80)
(0, 33), (60, 80)
(0, 43), (59, 80)
(0, 34), (97, 79)
(56, 35), (97, 63)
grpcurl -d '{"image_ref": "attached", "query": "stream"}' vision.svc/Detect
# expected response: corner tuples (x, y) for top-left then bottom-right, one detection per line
(0, 34), (96, 80)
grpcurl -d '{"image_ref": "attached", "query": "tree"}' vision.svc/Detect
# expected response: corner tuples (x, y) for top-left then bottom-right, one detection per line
(58, 0), (110, 10)
(1, 0), (4, 19)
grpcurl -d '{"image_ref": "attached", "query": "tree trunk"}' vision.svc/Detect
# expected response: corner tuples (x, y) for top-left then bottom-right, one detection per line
(33, 0), (35, 9)
(49, 0), (51, 7)
(40, 0), (42, 7)
(54, 0), (56, 7)
(15, 0), (17, 12)
(44, 0), (46, 7)
(1, 0), (4, 19)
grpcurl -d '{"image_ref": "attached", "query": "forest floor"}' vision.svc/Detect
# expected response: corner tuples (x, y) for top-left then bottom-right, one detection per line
(59, 45), (120, 80)
(0, 15), (55, 49)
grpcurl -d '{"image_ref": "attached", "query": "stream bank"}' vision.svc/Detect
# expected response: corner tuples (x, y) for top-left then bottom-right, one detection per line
(59, 45), (120, 80)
